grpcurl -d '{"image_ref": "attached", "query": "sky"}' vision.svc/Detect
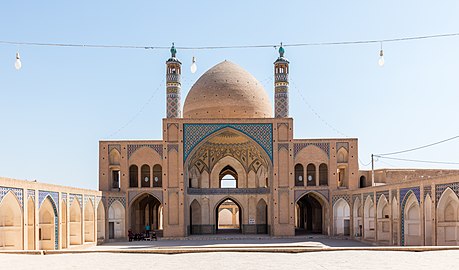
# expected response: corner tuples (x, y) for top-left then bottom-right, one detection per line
(0, 1), (458, 190)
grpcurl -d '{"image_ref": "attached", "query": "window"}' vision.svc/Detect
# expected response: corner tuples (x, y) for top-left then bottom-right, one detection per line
(112, 170), (120, 189)
(153, 165), (162, 187)
(319, 164), (328, 186)
(129, 165), (138, 188)
(294, 164), (304, 186)
(141, 165), (150, 188)
(307, 164), (316, 186)
(219, 165), (237, 188)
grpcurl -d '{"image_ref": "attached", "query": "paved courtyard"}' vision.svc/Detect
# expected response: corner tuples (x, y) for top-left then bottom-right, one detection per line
(1, 250), (459, 270)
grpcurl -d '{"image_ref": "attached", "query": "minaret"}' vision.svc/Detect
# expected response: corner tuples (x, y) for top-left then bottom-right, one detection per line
(274, 44), (289, 118)
(166, 43), (182, 118)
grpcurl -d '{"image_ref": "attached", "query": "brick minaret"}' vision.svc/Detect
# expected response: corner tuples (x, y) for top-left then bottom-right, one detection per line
(166, 44), (182, 118)
(274, 45), (289, 118)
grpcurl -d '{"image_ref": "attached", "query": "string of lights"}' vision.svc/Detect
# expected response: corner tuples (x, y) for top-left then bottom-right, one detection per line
(2, 32), (459, 70)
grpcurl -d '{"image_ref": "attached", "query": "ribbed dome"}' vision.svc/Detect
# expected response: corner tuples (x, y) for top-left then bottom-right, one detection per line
(183, 61), (272, 118)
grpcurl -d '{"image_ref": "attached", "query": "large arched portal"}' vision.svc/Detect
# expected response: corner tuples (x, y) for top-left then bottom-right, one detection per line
(216, 198), (241, 234)
(130, 194), (162, 234)
(296, 193), (325, 235)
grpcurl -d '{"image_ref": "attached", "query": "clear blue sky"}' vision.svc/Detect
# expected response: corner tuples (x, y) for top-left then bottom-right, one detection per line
(1, 1), (458, 189)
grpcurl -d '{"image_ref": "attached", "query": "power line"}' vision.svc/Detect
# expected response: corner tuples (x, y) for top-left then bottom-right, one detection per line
(375, 155), (459, 165)
(377, 135), (459, 156)
(1, 32), (459, 51)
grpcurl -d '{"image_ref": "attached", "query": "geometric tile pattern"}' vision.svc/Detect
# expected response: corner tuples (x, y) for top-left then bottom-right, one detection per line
(27, 189), (35, 201)
(332, 194), (351, 205)
(278, 143), (289, 151)
(275, 92), (289, 118)
(376, 190), (390, 202)
(294, 142), (330, 158)
(0, 186), (24, 208)
(62, 192), (67, 202)
(39, 190), (59, 210)
(435, 182), (459, 206)
(127, 144), (163, 159)
(70, 194), (83, 209)
(424, 185), (432, 200)
(84, 195), (95, 206)
(183, 123), (273, 162)
(108, 196), (126, 208)
(400, 187), (420, 205)
(167, 144), (179, 153)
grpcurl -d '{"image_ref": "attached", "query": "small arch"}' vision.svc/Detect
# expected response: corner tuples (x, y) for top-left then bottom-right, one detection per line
(153, 164), (162, 187)
(319, 163), (328, 186)
(190, 199), (202, 235)
(141, 164), (151, 188)
(337, 147), (348, 163)
(377, 195), (390, 242)
(69, 199), (82, 245)
(363, 196), (375, 240)
(97, 201), (105, 241)
(256, 199), (268, 234)
(353, 197), (362, 237)
(129, 165), (139, 188)
(84, 200), (95, 243)
(359, 176), (366, 188)
(109, 149), (121, 165)
(436, 188), (459, 245)
(306, 163), (316, 186)
(219, 165), (238, 188)
(294, 163), (304, 186)
(403, 192), (421, 246)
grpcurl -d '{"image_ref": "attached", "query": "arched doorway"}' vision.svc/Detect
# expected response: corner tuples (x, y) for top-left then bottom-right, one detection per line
(216, 198), (241, 234)
(69, 199), (82, 245)
(403, 193), (421, 246)
(296, 193), (325, 235)
(353, 197), (362, 237)
(39, 197), (57, 250)
(108, 201), (125, 239)
(333, 198), (350, 236)
(130, 194), (162, 234)
(256, 199), (268, 234)
(190, 199), (202, 235)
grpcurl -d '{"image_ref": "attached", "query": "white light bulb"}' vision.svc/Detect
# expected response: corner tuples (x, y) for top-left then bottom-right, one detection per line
(378, 49), (384, 67)
(190, 56), (197, 73)
(15, 52), (22, 70)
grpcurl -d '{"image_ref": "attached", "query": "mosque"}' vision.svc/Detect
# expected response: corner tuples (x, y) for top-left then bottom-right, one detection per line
(1, 45), (459, 250)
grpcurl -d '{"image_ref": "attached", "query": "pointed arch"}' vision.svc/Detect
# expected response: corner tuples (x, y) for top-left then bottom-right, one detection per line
(97, 201), (105, 241)
(0, 191), (23, 250)
(333, 198), (350, 236)
(392, 196), (399, 245)
(108, 200), (125, 239)
(190, 199), (202, 235)
(256, 199), (268, 234)
(437, 188), (459, 245)
(376, 195), (390, 242)
(353, 197), (362, 237)
(84, 200), (95, 242)
(215, 197), (242, 233)
(69, 199), (82, 245)
(363, 196), (375, 240)
(403, 192), (421, 246)
(39, 196), (58, 250)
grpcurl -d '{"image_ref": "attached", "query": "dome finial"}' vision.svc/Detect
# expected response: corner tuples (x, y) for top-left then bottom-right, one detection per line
(170, 42), (177, 58)
(278, 42), (285, 57)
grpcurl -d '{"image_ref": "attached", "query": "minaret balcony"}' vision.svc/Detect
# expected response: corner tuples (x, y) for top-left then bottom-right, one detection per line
(275, 73), (288, 82)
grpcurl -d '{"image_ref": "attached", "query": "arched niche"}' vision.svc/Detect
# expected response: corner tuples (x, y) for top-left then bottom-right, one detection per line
(333, 198), (350, 236)
(0, 192), (23, 250)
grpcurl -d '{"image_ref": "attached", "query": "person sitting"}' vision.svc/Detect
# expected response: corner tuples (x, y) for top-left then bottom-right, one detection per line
(128, 229), (134, 242)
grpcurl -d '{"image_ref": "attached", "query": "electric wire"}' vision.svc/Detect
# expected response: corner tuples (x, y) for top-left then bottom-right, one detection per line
(374, 155), (459, 165)
(376, 135), (459, 156)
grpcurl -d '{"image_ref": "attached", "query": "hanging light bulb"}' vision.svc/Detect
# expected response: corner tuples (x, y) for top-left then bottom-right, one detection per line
(15, 52), (22, 70)
(378, 43), (384, 67)
(190, 56), (197, 74)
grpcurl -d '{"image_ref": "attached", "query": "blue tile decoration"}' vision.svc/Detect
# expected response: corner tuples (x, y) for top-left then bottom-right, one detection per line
(183, 123), (273, 162)
(84, 195), (95, 207)
(435, 182), (459, 206)
(400, 187), (420, 246)
(293, 142), (330, 158)
(364, 192), (374, 202)
(70, 194), (83, 208)
(0, 186), (24, 208)
(391, 189), (398, 201)
(27, 189), (35, 201)
(39, 190), (59, 210)
(62, 192), (67, 202)
(127, 144), (163, 159)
